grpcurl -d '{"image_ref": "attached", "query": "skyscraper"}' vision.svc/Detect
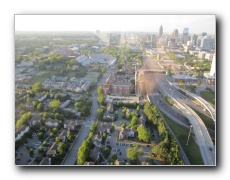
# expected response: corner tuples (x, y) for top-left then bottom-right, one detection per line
(151, 35), (156, 48)
(172, 29), (178, 38)
(159, 25), (163, 38)
(183, 28), (189, 36)
(191, 34), (198, 46)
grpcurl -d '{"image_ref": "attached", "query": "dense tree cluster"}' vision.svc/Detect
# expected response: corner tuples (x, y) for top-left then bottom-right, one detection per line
(144, 102), (183, 165)
(16, 112), (32, 129)
(126, 144), (143, 165)
(137, 126), (151, 143)
(77, 131), (94, 165)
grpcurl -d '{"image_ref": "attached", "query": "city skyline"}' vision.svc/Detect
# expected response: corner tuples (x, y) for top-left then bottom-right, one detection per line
(15, 15), (215, 35)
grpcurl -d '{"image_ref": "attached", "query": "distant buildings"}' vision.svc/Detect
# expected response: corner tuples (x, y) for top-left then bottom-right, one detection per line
(151, 35), (157, 48)
(159, 25), (163, 38)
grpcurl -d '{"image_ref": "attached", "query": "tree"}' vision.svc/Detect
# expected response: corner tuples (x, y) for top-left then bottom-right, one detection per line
(111, 122), (115, 132)
(49, 99), (60, 109)
(32, 82), (42, 92)
(43, 140), (48, 147)
(90, 122), (98, 132)
(129, 115), (138, 128)
(33, 100), (39, 109)
(97, 94), (105, 104)
(38, 146), (44, 153)
(97, 86), (103, 95)
(29, 149), (34, 157)
(126, 144), (143, 164)
(38, 132), (44, 140)
(26, 97), (31, 102)
(137, 126), (151, 143)
(37, 103), (44, 112)
(55, 137), (60, 142)
(136, 105), (140, 112)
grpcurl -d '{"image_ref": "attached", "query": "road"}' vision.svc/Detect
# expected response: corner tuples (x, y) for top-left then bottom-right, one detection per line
(173, 85), (216, 122)
(153, 74), (215, 165)
(62, 72), (109, 165)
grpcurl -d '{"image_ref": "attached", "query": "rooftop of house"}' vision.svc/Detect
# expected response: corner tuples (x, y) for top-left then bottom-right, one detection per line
(39, 157), (51, 165)
(114, 160), (126, 165)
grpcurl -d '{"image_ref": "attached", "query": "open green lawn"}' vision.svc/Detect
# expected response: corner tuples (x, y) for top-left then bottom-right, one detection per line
(200, 90), (215, 106)
(191, 108), (215, 131)
(82, 72), (100, 82)
(161, 111), (204, 165)
(28, 71), (58, 85)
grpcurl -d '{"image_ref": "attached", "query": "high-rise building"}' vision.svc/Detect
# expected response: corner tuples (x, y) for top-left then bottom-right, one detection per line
(172, 29), (179, 38)
(183, 28), (189, 36)
(191, 34), (198, 46)
(151, 35), (156, 48)
(200, 35), (213, 51)
(159, 25), (163, 38)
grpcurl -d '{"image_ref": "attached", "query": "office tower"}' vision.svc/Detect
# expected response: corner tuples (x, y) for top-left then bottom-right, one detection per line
(200, 35), (212, 51)
(172, 29), (179, 38)
(191, 34), (198, 46)
(183, 28), (189, 36)
(151, 35), (156, 48)
(159, 25), (163, 38)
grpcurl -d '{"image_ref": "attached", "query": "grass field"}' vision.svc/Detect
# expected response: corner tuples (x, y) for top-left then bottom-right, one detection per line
(161, 111), (204, 165)
(200, 89), (215, 106)
(82, 72), (100, 82)
(28, 71), (57, 85)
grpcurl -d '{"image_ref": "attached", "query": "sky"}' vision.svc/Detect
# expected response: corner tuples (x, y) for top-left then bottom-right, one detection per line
(15, 15), (215, 35)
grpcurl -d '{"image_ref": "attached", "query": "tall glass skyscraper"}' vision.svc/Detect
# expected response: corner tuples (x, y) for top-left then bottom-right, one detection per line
(183, 28), (189, 36)
(159, 25), (163, 38)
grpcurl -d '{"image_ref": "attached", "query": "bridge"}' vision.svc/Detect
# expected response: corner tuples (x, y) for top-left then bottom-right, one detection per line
(172, 84), (216, 122)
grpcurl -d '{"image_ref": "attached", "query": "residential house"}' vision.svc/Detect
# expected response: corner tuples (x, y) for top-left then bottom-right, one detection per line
(114, 160), (126, 165)
(46, 142), (58, 157)
(58, 130), (68, 142)
(139, 116), (146, 128)
(118, 128), (135, 140)
(84, 162), (95, 165)
(28, 116), (42, 127)
(60, 100), (71, 108)
(93, 133), (102, 148)
(38, 94), (47, 102)
(45, 118), (59, 128)
(64, 120), (78, 131)
(15, 125), (30, 141)
(39, 157), (51, 165)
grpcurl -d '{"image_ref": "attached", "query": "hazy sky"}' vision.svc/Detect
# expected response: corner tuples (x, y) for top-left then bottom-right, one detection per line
(15, 15), (215, 34)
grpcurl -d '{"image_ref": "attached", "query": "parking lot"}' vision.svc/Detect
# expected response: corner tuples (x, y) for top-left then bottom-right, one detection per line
(15, 131), (50, 165)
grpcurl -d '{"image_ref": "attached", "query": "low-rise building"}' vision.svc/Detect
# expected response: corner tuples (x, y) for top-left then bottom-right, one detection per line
(46, 142), (58, 157)
(45, 118), (59, 128)
(15, 125), (30, 141)
(64, 120), (78, 131)
(118, 128), (135, 140)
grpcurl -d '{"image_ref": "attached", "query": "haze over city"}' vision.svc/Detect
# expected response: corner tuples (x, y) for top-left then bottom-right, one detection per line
(15, 14), (215, 166)
(15, 15), (215, 34)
